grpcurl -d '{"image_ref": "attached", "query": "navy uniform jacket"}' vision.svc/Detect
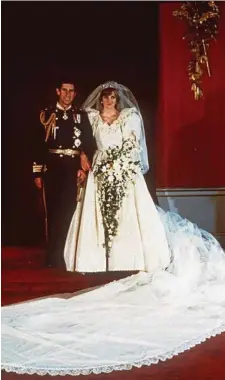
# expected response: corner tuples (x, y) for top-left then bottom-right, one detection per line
(33, 104), (96, 178)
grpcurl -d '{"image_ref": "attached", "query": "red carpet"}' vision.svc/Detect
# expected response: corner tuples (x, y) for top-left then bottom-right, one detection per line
(2, 247), (225, 380)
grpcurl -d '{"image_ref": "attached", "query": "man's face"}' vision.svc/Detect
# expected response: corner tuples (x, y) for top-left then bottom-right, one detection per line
(56, 83), (76, 107)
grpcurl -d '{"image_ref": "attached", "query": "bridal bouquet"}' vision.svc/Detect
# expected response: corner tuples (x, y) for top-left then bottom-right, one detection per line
(93, 137), (141, 259)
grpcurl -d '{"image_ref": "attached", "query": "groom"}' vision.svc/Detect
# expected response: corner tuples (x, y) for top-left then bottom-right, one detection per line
(33, 79), (95, 268)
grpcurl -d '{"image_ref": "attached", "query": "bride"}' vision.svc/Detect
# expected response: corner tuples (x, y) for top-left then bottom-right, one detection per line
(64, 81), (170, 273)
(2, 82), (225, 377)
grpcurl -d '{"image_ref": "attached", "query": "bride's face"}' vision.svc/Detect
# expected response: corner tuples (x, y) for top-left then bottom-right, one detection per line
(102, 91), (117, 110)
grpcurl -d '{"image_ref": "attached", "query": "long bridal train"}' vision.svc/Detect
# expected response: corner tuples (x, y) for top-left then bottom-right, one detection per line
(2, 203), (225, 376)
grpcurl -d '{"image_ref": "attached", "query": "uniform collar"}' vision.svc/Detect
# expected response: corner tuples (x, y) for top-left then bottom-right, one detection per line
(56, 102), (72, 111)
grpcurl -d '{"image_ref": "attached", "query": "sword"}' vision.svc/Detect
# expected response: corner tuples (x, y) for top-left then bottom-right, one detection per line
(42, 181), (49, 243)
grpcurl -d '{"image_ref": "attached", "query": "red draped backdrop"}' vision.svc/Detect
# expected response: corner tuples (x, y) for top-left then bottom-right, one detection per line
(156, 1), (225, 188)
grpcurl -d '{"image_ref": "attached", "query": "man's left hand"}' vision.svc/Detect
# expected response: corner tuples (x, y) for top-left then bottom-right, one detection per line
(77, 169), (87, 185)
(80, 152), (91, 172)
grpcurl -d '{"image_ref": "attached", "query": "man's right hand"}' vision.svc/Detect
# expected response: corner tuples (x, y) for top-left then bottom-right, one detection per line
(34, 177), (43, 189)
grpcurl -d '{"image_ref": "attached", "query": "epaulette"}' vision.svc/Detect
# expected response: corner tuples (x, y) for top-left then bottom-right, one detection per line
(40, 106), (55, 121)
(71, 106), (82, 115)
(40, 106), (56, 142)
(76, 108), (85, 114)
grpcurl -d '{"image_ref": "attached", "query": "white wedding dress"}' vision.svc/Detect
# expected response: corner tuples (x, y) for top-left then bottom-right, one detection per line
(64, 108), (170, 273)
(2, 108), (225, 377)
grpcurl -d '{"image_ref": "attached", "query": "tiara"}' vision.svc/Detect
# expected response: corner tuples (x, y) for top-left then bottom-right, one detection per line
(102, 81), (119, 90)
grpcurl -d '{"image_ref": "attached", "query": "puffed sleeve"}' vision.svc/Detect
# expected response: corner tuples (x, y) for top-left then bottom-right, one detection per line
(122, 109), (142, 142)
(122, 108), (149, 174)
(86, 108), (99, 136)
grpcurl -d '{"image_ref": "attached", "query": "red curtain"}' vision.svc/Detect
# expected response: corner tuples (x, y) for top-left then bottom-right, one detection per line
(156, 2), (225, 188)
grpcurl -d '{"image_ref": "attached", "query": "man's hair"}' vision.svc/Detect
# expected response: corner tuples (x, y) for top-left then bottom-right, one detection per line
(56, 79), (76, 90)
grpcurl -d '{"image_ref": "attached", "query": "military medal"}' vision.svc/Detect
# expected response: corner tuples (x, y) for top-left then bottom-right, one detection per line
(56, 103), (71, 120)
(73, 113), (81, 124)
(73, 127), (81, 147)
(63, 111), (68, 120)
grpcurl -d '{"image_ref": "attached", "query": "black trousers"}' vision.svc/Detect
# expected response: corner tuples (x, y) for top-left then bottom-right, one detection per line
(44, 155), (80, 268)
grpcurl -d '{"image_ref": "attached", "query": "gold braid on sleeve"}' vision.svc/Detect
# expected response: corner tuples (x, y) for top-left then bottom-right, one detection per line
(40, 111), (56, 142)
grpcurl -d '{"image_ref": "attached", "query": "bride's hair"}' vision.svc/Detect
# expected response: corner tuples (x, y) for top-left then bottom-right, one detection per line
(99, 87), (120, 111)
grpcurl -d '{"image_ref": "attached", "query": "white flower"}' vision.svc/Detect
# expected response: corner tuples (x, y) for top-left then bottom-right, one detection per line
(123, 162), (129, 170)
(113, 161), (120, 171)
(94, 139), (141, 256)
(115, 172), (122, 181)
(108, 175), (114, 182)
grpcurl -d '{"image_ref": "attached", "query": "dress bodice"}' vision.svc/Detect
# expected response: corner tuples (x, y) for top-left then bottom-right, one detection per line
(87, 108), (141, 152)
(95, 117), (123, 151)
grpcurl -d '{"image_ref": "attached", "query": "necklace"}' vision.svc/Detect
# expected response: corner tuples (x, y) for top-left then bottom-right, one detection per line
(100, 111), (119, 125)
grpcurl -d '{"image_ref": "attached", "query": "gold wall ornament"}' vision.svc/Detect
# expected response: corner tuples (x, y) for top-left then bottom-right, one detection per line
(173, 1), (220, 100)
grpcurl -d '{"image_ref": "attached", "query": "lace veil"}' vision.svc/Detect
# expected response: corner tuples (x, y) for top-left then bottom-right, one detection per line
(81, 81), (149, 174)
